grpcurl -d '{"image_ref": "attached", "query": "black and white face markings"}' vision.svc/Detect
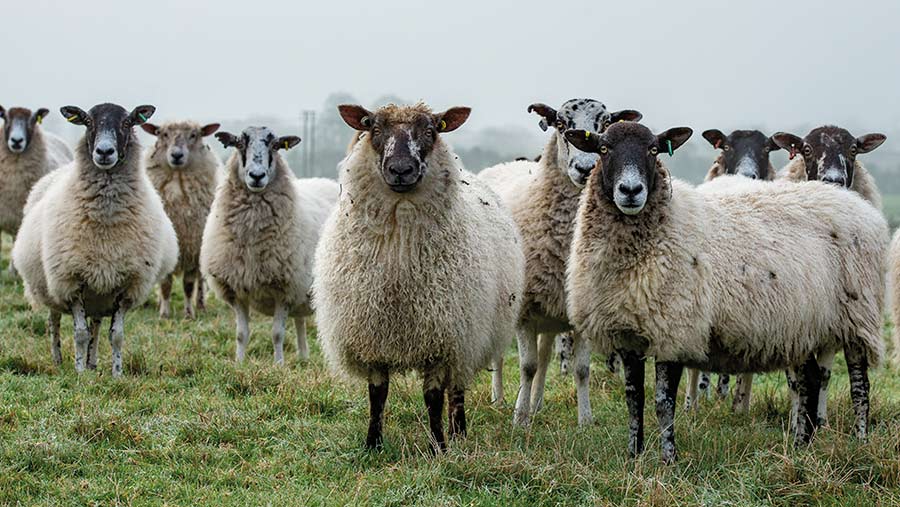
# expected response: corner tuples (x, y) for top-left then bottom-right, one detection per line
(142, 122), (220, 169)
(702, 129), (781, 180)
(528, 99), (643, 187)
(772, 126), (886, 188)
(565, 122), (692, 215)
(60, 103), (155, 170)
(215, 126), (300, 192)
(0, 106), (48, 154)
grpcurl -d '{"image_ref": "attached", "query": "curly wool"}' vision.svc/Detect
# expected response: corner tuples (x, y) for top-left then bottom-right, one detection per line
(779, 156), (882, 209)
(200, 152), (338, 317)
(569, 166), (887, 371)
(12, 136), (178, 315)
(313, 131), (524, 386)
(145, 122), (221, 276)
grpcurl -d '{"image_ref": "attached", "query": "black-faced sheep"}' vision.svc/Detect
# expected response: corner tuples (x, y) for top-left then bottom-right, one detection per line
(313, 103), (524, 451)
(478, 99), (641, 425)
(0, 105), (73, 277)
(142, 120), (222, 319)
(566, 122), (886, 464)
(12, 103), (178, 376)
(200, 127), (339, 365)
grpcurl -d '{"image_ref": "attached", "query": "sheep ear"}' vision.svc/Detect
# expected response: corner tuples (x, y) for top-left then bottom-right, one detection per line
(856, 133), (886, 154)
(609, 109), (642, 124)
(338, 104), (374, 131)
(528, 103), (557, 132)
(275, 136), (301, 151)
(129, 105), (156, 125)
(200, 123), (220, 137)
(141, 123), (160, 136)
(0, 105), (5, 120)
(767, 136), (782, 152)
(434, 107), (471, 133)
(31, 108), (50, 126)
(60, 106), (89, 126)
(563, 129), (602, 154)
(215, 132), (242, 149)
(771, 132), (804, 158)
(702, 129), (727, 149)
(657, 127), (693, 154)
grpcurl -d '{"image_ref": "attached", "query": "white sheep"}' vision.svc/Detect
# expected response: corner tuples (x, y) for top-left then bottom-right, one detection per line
(566, 122), (886, 464)
(142, 120), (222, 319)
(478, 99), (641, 425)
(12, 103), (178, 376)
(201, 126), (338, 365)
(0, 105), (73, 277)
(313, 103), (523, 451)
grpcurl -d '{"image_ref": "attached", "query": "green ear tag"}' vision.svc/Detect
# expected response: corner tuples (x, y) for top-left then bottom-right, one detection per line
(138, 113), (148, 122)
(667, 139), (674, 156)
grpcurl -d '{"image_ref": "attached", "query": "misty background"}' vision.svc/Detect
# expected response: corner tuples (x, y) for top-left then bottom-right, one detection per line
(2, 1), (899, 199)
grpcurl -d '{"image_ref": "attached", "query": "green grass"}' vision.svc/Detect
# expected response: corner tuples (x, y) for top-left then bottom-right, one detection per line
(1, 240), (900, 506)
(880, 193), (900, 230)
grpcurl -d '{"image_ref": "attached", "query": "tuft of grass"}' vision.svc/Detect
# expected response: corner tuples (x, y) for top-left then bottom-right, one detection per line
(2, 233), (900, 505)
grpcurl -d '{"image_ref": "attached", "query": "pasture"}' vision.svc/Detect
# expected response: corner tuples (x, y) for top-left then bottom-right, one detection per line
(1, 241), (899, 506)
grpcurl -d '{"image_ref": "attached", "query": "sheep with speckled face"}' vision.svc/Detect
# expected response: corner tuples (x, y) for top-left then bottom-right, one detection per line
(0, 105), (73, 277)
(12, 103), (178, 376)
(478, 99), (641, 425)
(143, 120), (222, 320)
(200, 126), (339, 365)
(566, 121), (886, 464)
(313, 103), (523, 452)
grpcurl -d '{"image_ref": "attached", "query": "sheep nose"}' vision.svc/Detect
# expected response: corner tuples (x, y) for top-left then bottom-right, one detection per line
(821, 175), (846, 187)
(171, 152), (184, 163)
(95, 146), (116, 157)
(249, 171), (265, 182)
(618, 181), (644, 197)
(388, 162), (415, 177)
(575, 163), (593, 175)
(10, 137), (23, 146)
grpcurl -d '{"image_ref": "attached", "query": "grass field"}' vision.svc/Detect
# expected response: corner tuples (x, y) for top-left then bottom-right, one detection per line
(2, 243), (900, 506)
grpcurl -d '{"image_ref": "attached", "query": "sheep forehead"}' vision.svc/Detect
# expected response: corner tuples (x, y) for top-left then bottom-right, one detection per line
(557, 99), (610, 130)
(807, 126), (853, 151)
(604, 121), (655, 146)
(242, 126), (274, 143)
(88, 103), (128, 124)
(374, 102), (433, 125)
(158, 122), (202, 143)
(4, 107), (33, 121)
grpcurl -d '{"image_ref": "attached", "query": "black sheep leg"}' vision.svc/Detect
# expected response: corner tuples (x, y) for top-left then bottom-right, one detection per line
(793, 355), (822, 445)
(844, 343), (870, 440)
(448, 387), (466, 438)
(655, 361), (683, 464)
(366, 373), (389, 449)
(620, 350), (645, 458)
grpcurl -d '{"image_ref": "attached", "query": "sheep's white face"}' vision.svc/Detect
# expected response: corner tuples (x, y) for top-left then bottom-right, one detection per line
(0, 106), (48, 154)
(7, 117), (29, 153)
(552, 100), (612, 187)
(215, 126), (300, 193)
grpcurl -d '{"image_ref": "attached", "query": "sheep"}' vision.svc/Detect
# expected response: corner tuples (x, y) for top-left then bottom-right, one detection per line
(478, 99), (641, 425)
(890, 232), (900, 366)
(11, 103), (178, 376)
(565, 121), (887, 464)
(684, 129), (784, 411)
(0, 105), (73, 277)
(770, 125), (887, 430)
(313, 102), (523, 451)
(200, 126), (339, 365)
(142, 120), (222, 319)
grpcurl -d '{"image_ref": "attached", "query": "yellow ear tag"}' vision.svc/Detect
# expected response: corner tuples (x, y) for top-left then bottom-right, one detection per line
(585, 131), (591, 139)
(440, 120), (447, 131)
(37, 116), (43, 125)
(66, 115), (78, 122)
(284, 141), (289, 150)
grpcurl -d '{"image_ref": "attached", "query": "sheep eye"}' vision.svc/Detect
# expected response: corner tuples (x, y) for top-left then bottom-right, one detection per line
(600, 146), (609, 155)
(849, 146), (858, 156)
(802, 146), (812, 157)
(555, 120), (566, 131)
(649, 146), (658, 156)
(373, 127), (381, 136)
(722, 145), (731, 151)
(425, 128), (434, 137)
(602, 121), (611, 131)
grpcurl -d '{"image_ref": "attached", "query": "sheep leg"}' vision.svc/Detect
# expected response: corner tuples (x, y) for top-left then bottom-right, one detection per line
(684, 368), (700, 411)
(815, 350), (835, 427)
(365, 371), (389, 449)
(793, 355), (822, 445)
(423, 371), (447, 453)
(182, 273), (196, 320)
(491, 356), (504, 406)
(530, 333), (554, 412)
(271, 302), (287, 365)
(86, 317), (101, 370)
(656, 361), (683, 465)
(72, 299), (90, 373)
(294, 316), (309, 361)
(844, 343), (869, 440)
(109, 304), (127, 377)
(620, 350), (645, 458)
(158, 274), (173, 319)
(195, 277), (206, 311)
(785, 368), (800, 434)
(556, 333), (573, 376)
(573, 331), (593, 426)
(448, 386), (466, 439)
(606, 352), (621, 374)
(233, 301), (250, 363)
(49, 310), (62, 366)
(513, 327), (538, 426)
(698, 371), (711, 399)
(732, 373), (754, 413)
(716, 374), (730, 399)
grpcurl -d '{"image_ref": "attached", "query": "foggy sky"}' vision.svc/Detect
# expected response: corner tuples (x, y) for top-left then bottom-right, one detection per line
(2, 0), (899, 135)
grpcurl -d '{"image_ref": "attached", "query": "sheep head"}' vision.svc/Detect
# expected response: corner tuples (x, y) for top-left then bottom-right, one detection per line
(338, 102), (470, 194)
(529, 99), (642, 187)
(566, 122), (691, 215)
(0, 105), (49, 154)
(142, 121), (219, 169)
(216, 126), (299, 193)
(60, 103), (155, 170)
(702, 129), (781, 180)
(772, 126), (885, 188)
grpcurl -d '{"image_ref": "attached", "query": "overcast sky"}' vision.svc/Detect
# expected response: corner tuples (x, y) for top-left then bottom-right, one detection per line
(2, 0), (898, 135)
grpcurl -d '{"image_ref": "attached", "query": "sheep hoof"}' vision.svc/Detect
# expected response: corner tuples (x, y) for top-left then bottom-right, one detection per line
(512, 411), (531, 427)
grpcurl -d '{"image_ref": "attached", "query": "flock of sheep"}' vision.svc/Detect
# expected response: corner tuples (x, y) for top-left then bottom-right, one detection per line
(0, 98), (895, 464)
